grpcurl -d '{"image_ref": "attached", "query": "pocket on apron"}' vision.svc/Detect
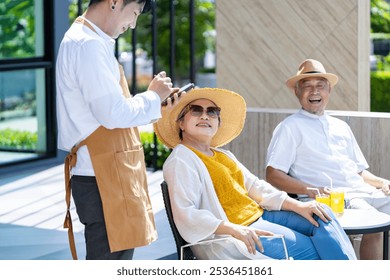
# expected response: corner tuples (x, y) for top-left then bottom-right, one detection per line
(114, 147), (150, 217)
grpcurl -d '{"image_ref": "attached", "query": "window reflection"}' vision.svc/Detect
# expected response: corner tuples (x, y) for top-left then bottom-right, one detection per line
(0, 69), (46, 164)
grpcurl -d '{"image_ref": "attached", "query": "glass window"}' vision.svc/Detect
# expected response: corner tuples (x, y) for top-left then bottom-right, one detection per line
(0, 69), (47, 165)
(0, 0), (51, 167)
(0, 0), (44, 59)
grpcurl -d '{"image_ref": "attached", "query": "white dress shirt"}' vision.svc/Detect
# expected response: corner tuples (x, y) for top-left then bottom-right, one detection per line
(56, 17), (161, 175)
(266, 109), (375, 194)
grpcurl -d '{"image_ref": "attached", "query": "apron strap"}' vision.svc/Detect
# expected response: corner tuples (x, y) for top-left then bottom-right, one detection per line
(74, 16), (97, 33)
(62, 15), (97, 261)
(63, 140), (86, 260)
(64, 16), (132, 258)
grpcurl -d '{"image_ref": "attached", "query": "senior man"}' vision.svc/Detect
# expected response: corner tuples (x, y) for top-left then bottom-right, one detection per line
(265, 59), (390, 260)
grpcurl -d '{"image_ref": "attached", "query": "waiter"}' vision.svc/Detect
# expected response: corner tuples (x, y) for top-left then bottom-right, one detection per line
(56, 0), (180, 260)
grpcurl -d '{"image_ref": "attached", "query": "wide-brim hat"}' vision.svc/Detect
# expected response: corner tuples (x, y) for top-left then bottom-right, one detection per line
(154, 87), (246, 149)
(286, 59), (338, 90)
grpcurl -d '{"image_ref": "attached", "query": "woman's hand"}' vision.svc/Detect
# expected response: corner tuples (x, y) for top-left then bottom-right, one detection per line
(215, 222), (274, 255)
(282, 197), (332, 227)
(294, 200), (332, 227)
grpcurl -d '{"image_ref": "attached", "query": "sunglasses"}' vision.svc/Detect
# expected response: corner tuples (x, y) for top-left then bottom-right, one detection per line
(177, 104), (221, 120)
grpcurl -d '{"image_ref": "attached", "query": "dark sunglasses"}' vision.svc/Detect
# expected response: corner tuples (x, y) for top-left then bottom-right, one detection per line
(177, 104), (221, 120)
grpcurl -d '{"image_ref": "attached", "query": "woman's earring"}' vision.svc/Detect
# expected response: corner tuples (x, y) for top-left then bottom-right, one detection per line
(111, 4), (115, 10)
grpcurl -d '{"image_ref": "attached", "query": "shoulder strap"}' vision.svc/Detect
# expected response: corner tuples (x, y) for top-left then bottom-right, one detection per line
(63, 139), (86, 260)
(63, 17), (125, 260)
(74, 16), (97, 34)
(62, 16), (97, 261)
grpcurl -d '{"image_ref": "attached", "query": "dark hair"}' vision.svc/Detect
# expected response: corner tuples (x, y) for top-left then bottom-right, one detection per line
(140, 0), (153, 14)
(88, 0), (154, 13)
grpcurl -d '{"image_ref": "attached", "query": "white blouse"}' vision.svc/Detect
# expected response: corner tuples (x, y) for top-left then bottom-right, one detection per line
(163, 144), (287, 259)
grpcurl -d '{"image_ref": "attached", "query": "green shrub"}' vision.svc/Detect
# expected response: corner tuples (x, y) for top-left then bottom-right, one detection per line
(371, 71), (390, 112)
(0, 128), (37, 150)
(140, 131), (171, 170)
(0, 128), (169, 169)
(371, 33), (390, 40)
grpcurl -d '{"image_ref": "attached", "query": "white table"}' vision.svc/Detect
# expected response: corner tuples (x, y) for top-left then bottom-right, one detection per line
(337, 209), (390, 260)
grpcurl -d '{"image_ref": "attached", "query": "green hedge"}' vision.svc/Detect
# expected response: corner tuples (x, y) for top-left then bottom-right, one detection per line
(0, 129), (170, 169)
(140, 131), (171, 170)
(0, 128), (37, 150)
(371, 71), (390, 112)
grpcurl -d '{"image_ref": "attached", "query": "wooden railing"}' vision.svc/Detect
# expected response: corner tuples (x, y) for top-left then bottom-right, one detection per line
(224, 108), (390, 180)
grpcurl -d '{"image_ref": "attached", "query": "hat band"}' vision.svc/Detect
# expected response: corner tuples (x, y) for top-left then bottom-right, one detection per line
(302, 71), (324, 74)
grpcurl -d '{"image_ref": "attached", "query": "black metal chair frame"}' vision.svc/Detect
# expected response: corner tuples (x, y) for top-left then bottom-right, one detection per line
(160, 181), (196, 260)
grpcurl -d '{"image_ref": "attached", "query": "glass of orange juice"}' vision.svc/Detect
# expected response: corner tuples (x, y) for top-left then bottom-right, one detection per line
(330, 191), (344, 215)
(315, 194), (331, 207)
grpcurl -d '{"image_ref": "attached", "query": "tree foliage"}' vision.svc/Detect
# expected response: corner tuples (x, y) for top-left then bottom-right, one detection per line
(371, 0), (390, 33)
(0, 0), (35, 58)
(69, 0), (215, 80)
(132, 0), (215, 79)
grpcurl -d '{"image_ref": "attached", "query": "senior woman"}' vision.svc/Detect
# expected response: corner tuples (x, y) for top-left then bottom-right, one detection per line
(154, 87), (356, 260)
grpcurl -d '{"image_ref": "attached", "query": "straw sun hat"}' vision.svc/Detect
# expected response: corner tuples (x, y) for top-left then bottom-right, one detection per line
(153, 87), (246, 149)
(285, 59), (339, 90)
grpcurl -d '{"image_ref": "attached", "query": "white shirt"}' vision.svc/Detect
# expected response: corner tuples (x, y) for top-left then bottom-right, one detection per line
(56, 17), (161, 176)
(266, 109), (374, 193)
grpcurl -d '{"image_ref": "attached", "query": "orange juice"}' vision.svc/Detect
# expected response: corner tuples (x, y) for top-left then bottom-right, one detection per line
(315, 194), (330, 207)
(330, 191), (344, 215)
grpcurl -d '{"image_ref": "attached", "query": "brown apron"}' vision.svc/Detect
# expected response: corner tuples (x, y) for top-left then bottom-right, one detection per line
(63, 17), (157, 260)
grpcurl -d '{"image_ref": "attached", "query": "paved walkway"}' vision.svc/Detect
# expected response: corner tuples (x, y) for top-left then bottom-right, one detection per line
(0, 164), (176, 260)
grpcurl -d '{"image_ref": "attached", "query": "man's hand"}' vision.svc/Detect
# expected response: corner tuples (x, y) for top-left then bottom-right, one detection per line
(381, 180), (390, 195)
(148, 71), (177, 101)
(163, 90), (187, 109)
(306, 186), (331, 198)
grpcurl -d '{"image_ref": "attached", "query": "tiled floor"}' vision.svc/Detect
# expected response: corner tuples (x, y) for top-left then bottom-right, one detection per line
(0, 164), (177, 260)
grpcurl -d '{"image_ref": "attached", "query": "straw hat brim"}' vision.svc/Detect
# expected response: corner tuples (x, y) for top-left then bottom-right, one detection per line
(286, 73), (338, 90)
(153, 88), (246, 149)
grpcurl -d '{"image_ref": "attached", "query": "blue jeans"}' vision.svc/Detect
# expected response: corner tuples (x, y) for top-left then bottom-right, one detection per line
(251, 207), (356, 260)
(71, 175), (134, 260)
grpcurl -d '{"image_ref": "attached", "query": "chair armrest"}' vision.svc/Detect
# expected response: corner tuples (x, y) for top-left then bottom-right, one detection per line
(181, 234), (291, 260)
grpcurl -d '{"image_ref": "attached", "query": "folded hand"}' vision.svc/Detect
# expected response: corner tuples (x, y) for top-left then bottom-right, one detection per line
(295, 200), (332, 227)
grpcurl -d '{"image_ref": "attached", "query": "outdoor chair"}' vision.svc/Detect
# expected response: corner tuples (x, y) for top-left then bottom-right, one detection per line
(160, 181), (196, 260)
(160, 181), (290, 260)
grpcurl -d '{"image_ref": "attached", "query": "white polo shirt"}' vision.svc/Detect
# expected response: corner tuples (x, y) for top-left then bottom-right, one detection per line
(56, 17), (161, 176)
(266, 109), (374, 194)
